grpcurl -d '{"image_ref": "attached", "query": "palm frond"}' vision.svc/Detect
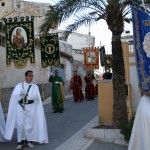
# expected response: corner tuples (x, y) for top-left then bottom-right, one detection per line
(62, 0), (107, 22)
(65, 14), (98, 32)
(40, 5), (63, 34)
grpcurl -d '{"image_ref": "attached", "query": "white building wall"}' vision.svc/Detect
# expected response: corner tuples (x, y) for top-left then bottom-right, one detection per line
(59, 40), (72, 56)
(67, 33), (95, 49)
(0, 40), (73, 88)
(72, 51), (84, 63)
(0, 46), (50, 88)
(59, 40), (72, 81)
(0, 0), (49, 35)
(0, 0), (14, 19)
(60, 57), (72, 82)
(67, 33), (95, 62)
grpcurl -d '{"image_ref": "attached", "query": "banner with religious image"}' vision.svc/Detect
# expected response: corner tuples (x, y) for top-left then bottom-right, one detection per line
(84, 47), (99, 70)
(3, 16), (35, 69)
(132, 2), (150, 93)
(40, 34), (60, 68)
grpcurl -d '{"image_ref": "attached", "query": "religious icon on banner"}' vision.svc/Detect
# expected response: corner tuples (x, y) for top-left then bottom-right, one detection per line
(3, 16), (35, 69)
(87, 52), (95, 63)
(12, 27), (27, 49)
(84, 47), (99, 70)
(40, 34), (60, 68)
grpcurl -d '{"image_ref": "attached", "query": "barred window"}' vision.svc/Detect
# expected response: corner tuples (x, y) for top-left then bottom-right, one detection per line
(1, 2), (5, 6)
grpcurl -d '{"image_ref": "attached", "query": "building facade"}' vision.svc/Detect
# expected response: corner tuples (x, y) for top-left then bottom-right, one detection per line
(0, 0), (96, 112)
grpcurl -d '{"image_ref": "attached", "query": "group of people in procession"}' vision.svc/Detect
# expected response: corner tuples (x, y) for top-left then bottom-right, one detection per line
(0, 69), (150, 150)
(0, 69), (97, 149)
(70, 70), (97, 102)
(49, 69), (97, 113)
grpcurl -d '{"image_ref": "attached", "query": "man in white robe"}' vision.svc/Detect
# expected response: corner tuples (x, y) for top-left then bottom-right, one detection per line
(0, 101), (5, 142)
(4, 70), (48, 149)
(128, 94), (150, 150)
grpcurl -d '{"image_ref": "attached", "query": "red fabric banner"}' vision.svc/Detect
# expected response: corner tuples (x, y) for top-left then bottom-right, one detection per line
(84, 47), (99, 70)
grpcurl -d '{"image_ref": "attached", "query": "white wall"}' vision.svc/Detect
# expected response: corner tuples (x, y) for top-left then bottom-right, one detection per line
(0, 46), (50, 88)
(67, 32), (95, 62)
(0, 40), (73, 88)
(0, 0), (14, 18)
(59, 40), (72, 56)
(67, 32), (95, 49)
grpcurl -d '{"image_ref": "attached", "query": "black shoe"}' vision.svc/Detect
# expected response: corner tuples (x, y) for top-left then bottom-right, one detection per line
(53, 110), (58, 113)
(59, 110), (63, 113)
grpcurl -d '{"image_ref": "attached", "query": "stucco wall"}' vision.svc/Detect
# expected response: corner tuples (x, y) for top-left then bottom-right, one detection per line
(0, 0), (14, 19)
(67, 32), (95, 63)
(0, 46), (50, 88)
(67, 33), (95, 49)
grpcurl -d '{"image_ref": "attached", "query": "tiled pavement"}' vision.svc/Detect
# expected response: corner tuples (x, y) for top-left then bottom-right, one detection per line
(41, 97), (128, 150)
(54, 114), (128, 150)
(1, 96), (128, 150)
(55, 115), (99, 150)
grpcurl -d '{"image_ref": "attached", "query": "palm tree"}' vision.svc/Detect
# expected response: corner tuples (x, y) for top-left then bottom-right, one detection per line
(40, 0), (147, 127)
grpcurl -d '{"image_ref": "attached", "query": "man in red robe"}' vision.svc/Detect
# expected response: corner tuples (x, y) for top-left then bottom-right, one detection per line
(70, 71), (84, 102)
(84, 70), (95, 100)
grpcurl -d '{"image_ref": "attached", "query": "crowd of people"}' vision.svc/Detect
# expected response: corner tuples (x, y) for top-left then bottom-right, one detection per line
(1, 69), (149, 150)
(0, 69), (98, 149)
(69, 70), (98, 102)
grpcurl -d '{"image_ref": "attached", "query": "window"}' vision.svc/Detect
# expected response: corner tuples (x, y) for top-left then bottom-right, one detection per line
(1, 2), (5, 6)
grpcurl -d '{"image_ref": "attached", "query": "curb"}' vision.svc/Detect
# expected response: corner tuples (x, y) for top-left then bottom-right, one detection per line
(84, 128), (128, 146)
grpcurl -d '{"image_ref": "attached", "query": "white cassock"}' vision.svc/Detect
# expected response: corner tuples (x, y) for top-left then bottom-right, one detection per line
(128, 95), (150, 150)
(0, 102), (5, 142)
(4, 81), (48, 143)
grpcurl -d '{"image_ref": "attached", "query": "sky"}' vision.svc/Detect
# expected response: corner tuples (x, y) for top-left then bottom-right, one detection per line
(25, 0), (133, 54)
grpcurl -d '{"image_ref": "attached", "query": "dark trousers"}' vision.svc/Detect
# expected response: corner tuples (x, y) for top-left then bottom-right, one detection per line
(18, 140), (32, 145)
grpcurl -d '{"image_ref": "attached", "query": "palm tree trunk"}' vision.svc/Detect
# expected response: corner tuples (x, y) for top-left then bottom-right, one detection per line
(112, 35), (128, 127)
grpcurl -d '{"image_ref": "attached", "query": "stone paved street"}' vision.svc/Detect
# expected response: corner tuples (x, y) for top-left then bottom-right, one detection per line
(0, 95), (128, 150)
(0, 96), (98, 150)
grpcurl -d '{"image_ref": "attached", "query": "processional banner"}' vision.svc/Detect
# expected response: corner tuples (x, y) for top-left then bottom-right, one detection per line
(40, 34), (60, 68)
(99, 46), (106, 67)
(3, 16), (35, 69)
(84, 47), (99, 70)
(132, 2), (150, 93)
(104, 54), (112, 71)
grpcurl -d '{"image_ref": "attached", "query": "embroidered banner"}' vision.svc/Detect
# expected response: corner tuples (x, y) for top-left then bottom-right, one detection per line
(3, 16), (35, 69)
(84, 47), (99, 70)
(99, 46), (106, 67)
(132, 2), (150, 93)
(104, 54), (112, 71)
(40, 34), (60, 68)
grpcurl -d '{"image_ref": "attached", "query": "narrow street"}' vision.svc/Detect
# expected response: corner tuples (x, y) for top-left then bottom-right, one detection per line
(0, 96), (98, 150)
